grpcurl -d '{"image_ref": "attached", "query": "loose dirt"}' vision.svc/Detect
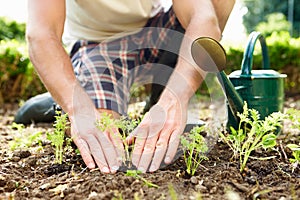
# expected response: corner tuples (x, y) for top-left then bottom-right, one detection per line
(0, 98), (299, 200)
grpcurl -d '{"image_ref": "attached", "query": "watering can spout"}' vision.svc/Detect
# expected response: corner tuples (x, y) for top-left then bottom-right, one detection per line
(191, 37), (246, 127)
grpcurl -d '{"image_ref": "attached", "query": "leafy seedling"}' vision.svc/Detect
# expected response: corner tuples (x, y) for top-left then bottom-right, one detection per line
(125, 170), (159, 188)
(96, 113), (140, 167)
(9, 122), (43, 151)
(286, 144), (300, 172)
(286, 108), (300, 130)
(180, 126), (208, 176)
(220, 102), (286, 172)
(47, 111), (70, 164)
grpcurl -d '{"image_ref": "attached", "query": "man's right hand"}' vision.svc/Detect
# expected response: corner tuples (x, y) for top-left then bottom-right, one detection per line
(27, 0), (125, 173)
(69, 110), (125, 173)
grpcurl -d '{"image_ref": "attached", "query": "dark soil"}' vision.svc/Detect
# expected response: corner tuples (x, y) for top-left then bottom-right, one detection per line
(0, 99), (299, 200)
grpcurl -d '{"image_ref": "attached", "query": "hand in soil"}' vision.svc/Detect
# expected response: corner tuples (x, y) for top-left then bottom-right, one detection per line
(127, 100), (187, 173)
(70, 110), (124, 173)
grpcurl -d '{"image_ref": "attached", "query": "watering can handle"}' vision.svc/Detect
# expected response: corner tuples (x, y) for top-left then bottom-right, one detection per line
(241, 31), (270, 75)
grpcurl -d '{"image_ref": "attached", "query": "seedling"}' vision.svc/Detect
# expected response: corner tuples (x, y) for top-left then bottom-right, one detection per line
(125, 170), (159, 188)
(47, 111), (69, 164)
(286, 108), (300, 130)
(220, 102), (286, 172)
(285, 108), (300, 172)
(96, 113), (140, 167)
(9, 122), (43, 151)
(180, 126), (209, 176)
(286, 144), (300, 172)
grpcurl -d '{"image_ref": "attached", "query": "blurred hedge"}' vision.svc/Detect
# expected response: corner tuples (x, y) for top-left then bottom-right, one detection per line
(0, 17), (45, 104)
(0, 17), (25, 41)
(0, 40), (46, 104)
(224, 31), (300, 95)
(1, 16), (300, 104)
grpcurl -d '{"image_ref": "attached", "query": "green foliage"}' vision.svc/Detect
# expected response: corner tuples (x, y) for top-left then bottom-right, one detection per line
(47, 111), (70, 164)
(256, 13), (291, 37)
(286, 144), (300, 171)
(265, 31), (300, 70)
(220, 102), (286, 172)
(9, 122), (43, 151)
(0, 17), (45, 103)
(0, 40), (45, 103)
(125, 170), (159, 188)
(224, 31), (300, 93)
(0, 17), (25, 41)
(286, 108), (300, 172)
(286, 108), (300, 130)
(180, 126), (208, 176)
(242, 0), (300, 37)
(168, 184), (178, 200)
(96, 113), (140, 165)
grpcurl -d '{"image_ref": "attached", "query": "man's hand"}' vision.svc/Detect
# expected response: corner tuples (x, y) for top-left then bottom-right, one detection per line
(70, 110), (124, 173)
(127, 91), (188, 172)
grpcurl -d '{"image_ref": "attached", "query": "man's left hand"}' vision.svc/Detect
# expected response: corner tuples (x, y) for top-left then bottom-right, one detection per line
(126, 93), (187, 172)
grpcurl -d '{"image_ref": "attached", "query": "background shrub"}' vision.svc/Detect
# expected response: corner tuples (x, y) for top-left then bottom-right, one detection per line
(0, 18), (45, 104)
(0, 17), (25, 41)
(0, 40), (46, 104)
(225, 31), (300, 95)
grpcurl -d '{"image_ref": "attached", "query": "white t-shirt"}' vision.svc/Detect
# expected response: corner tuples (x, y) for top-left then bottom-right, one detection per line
(63, 0), (163, 50)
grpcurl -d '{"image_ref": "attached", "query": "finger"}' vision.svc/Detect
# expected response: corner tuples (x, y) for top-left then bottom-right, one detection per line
(86, 136), (111, 173)
(131, 124), (148, 168)
(104, 128), (124, 165)
(96, 132), (120, 173)
(136, 117), (166, 172)
(73, 137), (95, 169)
(125, 134), (134, 145)
(149, 128), (174, 172)
(136, 130), (159, 172)
(164, 130), (181, 164)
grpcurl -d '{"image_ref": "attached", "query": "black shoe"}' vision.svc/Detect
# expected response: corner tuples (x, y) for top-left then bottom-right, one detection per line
(14, 92), (56, 125)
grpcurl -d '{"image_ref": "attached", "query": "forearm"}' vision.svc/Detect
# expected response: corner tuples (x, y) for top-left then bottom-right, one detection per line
(27, 36), (94, 117)
(160, 0), (234, 103)
(160, 13), (221, 103)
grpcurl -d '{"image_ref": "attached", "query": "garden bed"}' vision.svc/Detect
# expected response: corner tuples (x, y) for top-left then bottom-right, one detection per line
(0, 98), (299, 200)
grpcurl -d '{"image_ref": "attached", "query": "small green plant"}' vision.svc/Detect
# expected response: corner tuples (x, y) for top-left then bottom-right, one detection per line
(168, 184), (178, 200)
(220, 102), (286, 172)
(47, 111), (69, 164)
(9, 122), (43, 151)
(180, 126), (208, 176)
(286, 144), (300, 172)
(125, 170), (159, 188)
(96, 113), (140, 166)
(286, 108), (300, 130)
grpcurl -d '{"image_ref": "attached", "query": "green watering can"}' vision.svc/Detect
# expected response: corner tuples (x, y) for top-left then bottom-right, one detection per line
(191, 31), (287, 128)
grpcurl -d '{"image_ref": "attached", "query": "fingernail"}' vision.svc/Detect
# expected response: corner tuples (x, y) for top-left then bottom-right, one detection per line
(138, 167), (146, 173)
(165, 156), (171, 164)
(87, 163), (95, 169)
(117, 157), (123, 163)
(149, 164), (156, 172)
(102, 166), (110, 173)
(111, 166), (119, 172)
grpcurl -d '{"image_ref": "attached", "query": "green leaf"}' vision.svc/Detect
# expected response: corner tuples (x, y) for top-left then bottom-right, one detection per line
(262, 133), (277, 148)
(287, 144), (300, 151)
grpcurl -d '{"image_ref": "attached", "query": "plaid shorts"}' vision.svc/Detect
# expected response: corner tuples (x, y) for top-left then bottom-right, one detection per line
(70, 8), (184, 115)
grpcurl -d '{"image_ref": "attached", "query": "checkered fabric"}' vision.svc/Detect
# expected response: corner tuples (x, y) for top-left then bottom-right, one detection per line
(70, 8), (184, 115)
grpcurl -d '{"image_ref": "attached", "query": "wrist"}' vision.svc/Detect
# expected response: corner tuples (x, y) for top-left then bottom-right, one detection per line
(163, 61), (205, 101)
(158, 87), (189, 108)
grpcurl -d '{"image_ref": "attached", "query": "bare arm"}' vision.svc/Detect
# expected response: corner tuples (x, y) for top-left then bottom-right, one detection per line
(27, 0), (123, 172)
(130, 0), (235, 172)
(26, 0), (93, 116)
(162, 0), (236, 101)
